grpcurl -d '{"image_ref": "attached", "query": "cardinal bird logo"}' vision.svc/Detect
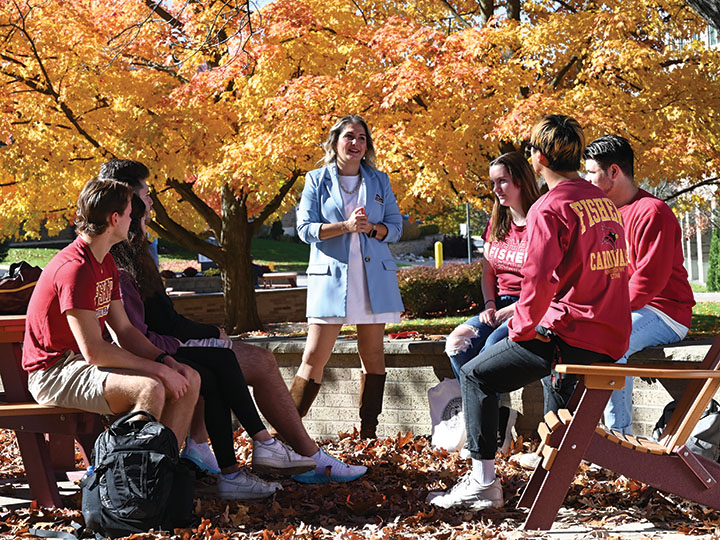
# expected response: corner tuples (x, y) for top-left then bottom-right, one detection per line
(601, 224), (619, 249)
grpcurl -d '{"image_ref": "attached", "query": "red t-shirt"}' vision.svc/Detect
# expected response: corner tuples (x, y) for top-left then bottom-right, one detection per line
(621, 189), (694, 326)
(23, 237), (120, 372)
(508, 178), (631, 360)
(482, 221), (528, 296)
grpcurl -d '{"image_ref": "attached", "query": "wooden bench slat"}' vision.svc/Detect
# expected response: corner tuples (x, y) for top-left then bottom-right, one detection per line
(544, 410), (561, 431)
(558, 409), (573, 425)
(0, 402), (86, 417)
(556, 363), (720, 379)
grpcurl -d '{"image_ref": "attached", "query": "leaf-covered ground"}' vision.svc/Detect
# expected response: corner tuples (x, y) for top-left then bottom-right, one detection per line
(0, 429), (718, 539)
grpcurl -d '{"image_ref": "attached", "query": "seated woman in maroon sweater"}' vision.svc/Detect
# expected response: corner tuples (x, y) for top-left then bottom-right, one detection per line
(110, 195), (366, 492)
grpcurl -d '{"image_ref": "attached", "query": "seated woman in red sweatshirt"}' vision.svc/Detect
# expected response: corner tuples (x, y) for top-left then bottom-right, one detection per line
(429, 114), (631, 511)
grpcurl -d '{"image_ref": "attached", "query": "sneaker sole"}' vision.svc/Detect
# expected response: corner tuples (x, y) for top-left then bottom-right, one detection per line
(180, 455), (220, 475)
(431, 496), (504, 510)
(291, 469), (366, 484)
(253, 462), (316, 476)
(218, 490), (277, 500)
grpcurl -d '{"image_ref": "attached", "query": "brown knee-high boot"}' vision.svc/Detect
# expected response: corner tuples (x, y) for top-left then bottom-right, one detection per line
(289, 375), (321, 418)
(359, 373), (386, 439)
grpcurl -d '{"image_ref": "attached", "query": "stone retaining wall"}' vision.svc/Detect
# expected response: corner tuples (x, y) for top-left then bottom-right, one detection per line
(246, 336), (716, 441)
(172, 288), (307, 326)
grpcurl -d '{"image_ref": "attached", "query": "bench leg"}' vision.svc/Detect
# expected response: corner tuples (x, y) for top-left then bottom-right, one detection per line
(523, 388), (610, 530)
(16, 432), (62, 507)
(48, 434), (77, 473)
(519, 381), (586, 509)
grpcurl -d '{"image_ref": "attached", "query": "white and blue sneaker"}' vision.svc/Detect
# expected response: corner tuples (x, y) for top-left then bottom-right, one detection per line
(180, 439), (221, 475)
(291, 449), (367, 484)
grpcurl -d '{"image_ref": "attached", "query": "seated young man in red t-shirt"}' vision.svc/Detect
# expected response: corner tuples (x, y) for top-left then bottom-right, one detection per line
(23, 179), (200, 450)
(429, 114), (632, 510)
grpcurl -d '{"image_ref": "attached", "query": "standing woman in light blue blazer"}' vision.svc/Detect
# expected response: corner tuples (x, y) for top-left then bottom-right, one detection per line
(294, 115), (404, 439)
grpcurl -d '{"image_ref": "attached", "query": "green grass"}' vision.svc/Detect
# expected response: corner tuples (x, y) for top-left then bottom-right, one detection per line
(691, 282), (708, 293)
(3, 248), (61, 267)
(4, 238), (312, 272)
(690, 302), (720, 338)
(251, 238), (310, 272)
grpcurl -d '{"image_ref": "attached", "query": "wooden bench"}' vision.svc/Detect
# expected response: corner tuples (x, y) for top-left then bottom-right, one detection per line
(518, 342), (720, 530)
(0, 315), (103, 507)
(260, 272), (298, 288)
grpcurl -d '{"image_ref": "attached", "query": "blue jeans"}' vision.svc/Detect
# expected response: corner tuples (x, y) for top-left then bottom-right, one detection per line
(460, 332), (612, 460)
(604, 307), (684, 434)
(446, 295), (518, 380)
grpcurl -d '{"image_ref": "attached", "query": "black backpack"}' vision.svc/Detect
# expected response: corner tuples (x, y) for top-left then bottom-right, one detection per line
(81, 411), (195, 538)
(653, 398), (720, 462)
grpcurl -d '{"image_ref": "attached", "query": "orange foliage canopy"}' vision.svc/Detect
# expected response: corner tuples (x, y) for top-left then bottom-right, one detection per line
(0, 0), (717, 329)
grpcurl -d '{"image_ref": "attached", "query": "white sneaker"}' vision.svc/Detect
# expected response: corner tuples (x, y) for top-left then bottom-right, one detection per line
(292, 449), (367, 484)
(217, 468), (282, 500)
(180, 440), (220, 475)
(510, 451), (542, 470)
(428, 474), (503, 510)
(252, 439), (316, 475)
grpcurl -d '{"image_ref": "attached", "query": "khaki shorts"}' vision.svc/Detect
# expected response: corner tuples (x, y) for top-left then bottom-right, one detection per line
(27, 351), (113, 415)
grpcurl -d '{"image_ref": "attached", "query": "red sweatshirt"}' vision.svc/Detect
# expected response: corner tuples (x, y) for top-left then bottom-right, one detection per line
(621, 189), (694, 326)
(508, 178), (631, 360)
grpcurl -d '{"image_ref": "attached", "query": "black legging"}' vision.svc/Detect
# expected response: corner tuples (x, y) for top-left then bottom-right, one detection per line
(173, 346), (266, 469)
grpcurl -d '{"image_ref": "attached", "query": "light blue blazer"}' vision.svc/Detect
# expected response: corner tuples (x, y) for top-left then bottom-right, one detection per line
(297, 163), (405, 318)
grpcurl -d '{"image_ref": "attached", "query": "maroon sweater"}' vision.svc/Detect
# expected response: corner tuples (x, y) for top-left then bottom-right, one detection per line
(621, 189), (694, 327)
(508, 178), (631, 360)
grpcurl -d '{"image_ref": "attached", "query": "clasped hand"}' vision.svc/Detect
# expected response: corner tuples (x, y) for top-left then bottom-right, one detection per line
(158, 356), (192, 401)
(478, 305), (514, 327)
(344, 207), (372, 234)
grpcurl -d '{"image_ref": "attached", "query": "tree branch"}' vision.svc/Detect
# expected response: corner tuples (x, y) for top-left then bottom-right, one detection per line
(663, 177), (720, 202)
(163, 178), (223, 233)
(438, 0), (471, 29)
(551, 54), (579, 88)
(149, 196), (224, 262)
(253, 171), (302, 234)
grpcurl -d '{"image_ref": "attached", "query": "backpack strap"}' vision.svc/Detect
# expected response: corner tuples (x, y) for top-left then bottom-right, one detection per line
(28, 522), (90, 540)
(111, 410), (158, 428)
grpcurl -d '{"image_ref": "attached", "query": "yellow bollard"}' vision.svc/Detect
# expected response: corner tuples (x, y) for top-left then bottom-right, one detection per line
(268, 261), (275, 271)
(434, 241), (443, 268)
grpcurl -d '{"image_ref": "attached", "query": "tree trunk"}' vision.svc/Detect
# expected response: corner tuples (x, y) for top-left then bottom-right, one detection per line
(478, 0), (494, 26)
(507, 0), (521, 21)
(219, 186), (263, 333)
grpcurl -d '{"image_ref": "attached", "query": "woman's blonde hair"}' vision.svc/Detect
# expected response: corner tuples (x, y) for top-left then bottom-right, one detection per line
(322, 115), (377, 169)
(487, 152), (541, 242)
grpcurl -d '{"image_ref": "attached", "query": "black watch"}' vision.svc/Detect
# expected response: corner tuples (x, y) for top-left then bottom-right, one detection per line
(369, 224), (378, 238)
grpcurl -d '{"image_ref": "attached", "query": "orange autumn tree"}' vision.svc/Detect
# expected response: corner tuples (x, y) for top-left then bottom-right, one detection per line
(0, 0), (718, 332)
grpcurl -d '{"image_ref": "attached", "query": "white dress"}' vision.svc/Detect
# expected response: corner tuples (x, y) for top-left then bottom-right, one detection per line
(308, 174), (401, 325)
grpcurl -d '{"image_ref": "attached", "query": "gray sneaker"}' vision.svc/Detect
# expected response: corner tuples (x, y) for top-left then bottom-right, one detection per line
(217, 468), (282, 500)
(252, 439), (316, 475)
(428, 474), (503, 510)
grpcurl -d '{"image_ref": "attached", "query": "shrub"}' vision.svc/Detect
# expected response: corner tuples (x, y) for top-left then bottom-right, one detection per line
(397, 261), (483, 317)
(400, 218), (421, 241)
(707, 228), (720, 291)
(442, 235), (469, 258)
(419, 224), (440, 236)
(270, 220), (284, 241)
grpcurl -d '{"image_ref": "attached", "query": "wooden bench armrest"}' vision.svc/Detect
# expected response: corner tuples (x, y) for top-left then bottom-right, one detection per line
(556, 363), (720, 380)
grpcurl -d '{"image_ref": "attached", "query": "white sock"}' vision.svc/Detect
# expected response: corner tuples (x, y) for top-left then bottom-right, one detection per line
(256, 437), (276, 446)
(470, 458), (496, 485)
(222, 470), (240, 479)
(311, 449), (335, 470)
